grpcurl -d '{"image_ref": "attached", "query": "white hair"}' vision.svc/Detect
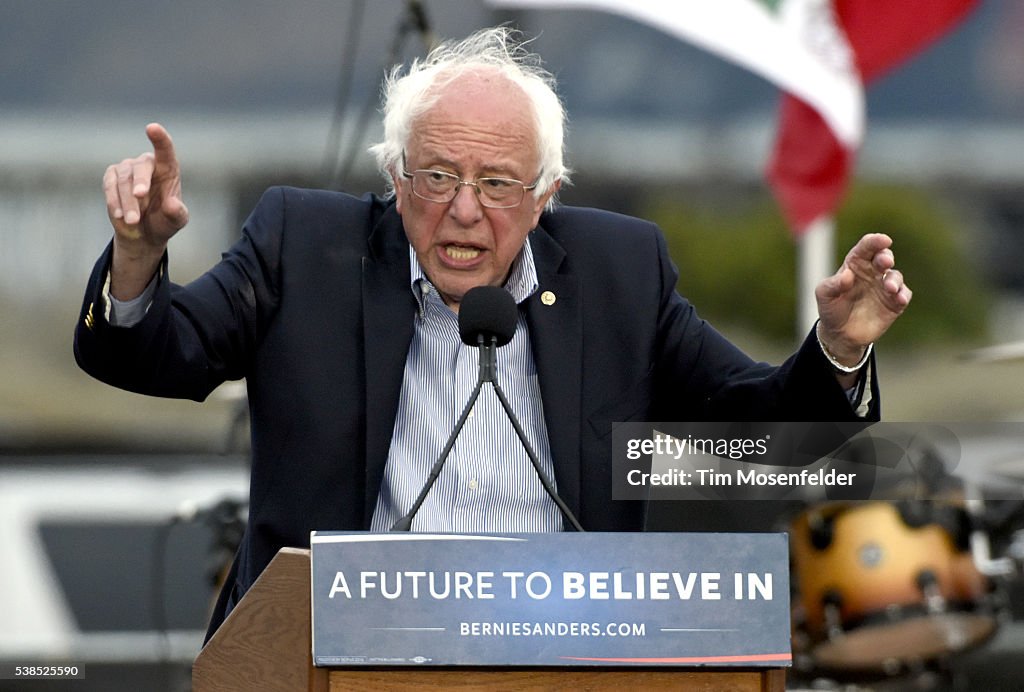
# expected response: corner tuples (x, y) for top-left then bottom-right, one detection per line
(369, 27), (570, 209)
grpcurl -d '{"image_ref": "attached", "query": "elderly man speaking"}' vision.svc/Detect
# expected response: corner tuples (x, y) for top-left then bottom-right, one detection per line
(75, 27), (910, 639)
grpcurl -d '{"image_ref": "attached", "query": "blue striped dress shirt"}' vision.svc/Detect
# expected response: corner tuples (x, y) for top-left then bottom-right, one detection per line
(369, 239), (563, 532)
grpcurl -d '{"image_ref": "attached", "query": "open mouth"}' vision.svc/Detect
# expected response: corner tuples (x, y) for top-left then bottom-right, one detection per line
(444, 244), (483, 262)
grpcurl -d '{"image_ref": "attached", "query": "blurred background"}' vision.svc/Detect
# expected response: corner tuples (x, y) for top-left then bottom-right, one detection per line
(2, 1), (1024, 690)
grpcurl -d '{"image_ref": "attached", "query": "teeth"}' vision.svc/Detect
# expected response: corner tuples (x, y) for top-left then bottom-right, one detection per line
(446, 246), (481, 261)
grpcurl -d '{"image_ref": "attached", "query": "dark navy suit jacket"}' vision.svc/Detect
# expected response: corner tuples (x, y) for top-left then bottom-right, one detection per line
(74, 187), (877, 638)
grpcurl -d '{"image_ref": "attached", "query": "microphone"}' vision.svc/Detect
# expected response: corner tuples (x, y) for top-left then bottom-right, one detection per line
(458, 284), (517, 348)
(459, 284), (516, 384)
(392, 286), (583, 532)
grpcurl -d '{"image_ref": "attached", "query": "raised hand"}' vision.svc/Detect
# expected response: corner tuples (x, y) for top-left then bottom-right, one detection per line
(815, 233), (912, 367)
(102, 123), (189, 299)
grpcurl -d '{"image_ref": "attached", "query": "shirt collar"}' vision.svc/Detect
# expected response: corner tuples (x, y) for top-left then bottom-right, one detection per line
(408, 239), (539, 314)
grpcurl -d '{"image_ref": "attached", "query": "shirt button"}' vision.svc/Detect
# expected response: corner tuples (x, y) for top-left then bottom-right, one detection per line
(468, 479), (479, 491)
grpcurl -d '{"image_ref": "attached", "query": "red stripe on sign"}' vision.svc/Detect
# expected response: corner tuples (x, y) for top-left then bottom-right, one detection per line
(559, 653), (792, 664)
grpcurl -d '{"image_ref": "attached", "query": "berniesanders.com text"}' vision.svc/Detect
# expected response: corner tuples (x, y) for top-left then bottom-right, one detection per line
(460, 621), (646, 637)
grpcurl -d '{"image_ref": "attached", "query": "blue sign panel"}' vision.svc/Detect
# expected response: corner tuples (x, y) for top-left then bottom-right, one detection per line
(310, 532), (790, 668)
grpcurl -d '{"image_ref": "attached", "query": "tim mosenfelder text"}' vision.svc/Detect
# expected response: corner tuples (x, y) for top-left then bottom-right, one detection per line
(627, 466), (856, 488)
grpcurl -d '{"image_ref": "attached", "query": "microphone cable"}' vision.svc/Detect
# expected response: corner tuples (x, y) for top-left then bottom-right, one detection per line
(324, 1), (438, 191)
(321, 0), (366, 187)
(393, 286), (584, 532)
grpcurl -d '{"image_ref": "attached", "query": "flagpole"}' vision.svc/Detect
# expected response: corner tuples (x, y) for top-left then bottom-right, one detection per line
(797, 216), (835, 338)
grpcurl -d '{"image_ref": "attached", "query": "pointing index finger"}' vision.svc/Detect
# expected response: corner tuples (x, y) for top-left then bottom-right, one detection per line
(145, 122), (179, 172)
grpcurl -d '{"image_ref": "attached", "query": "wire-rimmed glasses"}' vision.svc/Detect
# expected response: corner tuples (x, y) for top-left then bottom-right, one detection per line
(401, 167), (540, 209)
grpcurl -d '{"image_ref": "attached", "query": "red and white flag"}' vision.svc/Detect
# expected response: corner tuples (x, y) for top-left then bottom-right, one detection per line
(768, 0), (980, 235)
(486, 0), (865, 147)
(488, 0), (979, 235)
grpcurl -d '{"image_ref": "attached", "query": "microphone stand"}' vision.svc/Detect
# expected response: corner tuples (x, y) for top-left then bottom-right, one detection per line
(391, 334), (584, 532)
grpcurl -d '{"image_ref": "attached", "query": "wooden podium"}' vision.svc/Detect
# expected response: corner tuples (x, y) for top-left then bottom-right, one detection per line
(192, 547), (786, 691)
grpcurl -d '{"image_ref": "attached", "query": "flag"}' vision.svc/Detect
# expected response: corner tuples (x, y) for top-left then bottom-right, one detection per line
(488, 0), (979, 235)
(486, 0), (864, 146)
(767, 0), (980, 234)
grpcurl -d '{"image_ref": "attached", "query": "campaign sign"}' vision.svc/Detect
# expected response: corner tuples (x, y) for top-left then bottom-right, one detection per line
(310, 532), (790, 667)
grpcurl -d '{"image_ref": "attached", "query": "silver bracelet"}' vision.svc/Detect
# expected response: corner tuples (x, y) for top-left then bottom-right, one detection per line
(816, 322), (873, 373)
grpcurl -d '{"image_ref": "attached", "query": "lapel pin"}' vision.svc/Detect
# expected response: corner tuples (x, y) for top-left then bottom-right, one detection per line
(541, 291), (556, 306)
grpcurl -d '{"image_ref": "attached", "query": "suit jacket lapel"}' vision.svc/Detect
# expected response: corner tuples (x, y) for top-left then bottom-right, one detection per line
(362, 205), (416, 527)
(524, 227), (583, 521)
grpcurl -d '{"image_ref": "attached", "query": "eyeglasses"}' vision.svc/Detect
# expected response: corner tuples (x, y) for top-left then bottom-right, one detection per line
(401, 166), (540, 209)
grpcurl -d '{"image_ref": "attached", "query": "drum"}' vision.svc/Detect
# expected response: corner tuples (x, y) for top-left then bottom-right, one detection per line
(790, 501), (997, 673)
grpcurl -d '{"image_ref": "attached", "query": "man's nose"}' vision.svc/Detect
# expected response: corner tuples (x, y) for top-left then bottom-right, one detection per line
(448, 182), (484, 224)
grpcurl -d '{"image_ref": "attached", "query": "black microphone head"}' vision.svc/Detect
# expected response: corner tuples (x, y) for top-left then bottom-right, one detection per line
(459, 286), (517, 347)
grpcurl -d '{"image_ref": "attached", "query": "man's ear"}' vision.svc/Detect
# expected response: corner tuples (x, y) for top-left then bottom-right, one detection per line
(391, 168), (404, 215)
(530, 179), (561, 227)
